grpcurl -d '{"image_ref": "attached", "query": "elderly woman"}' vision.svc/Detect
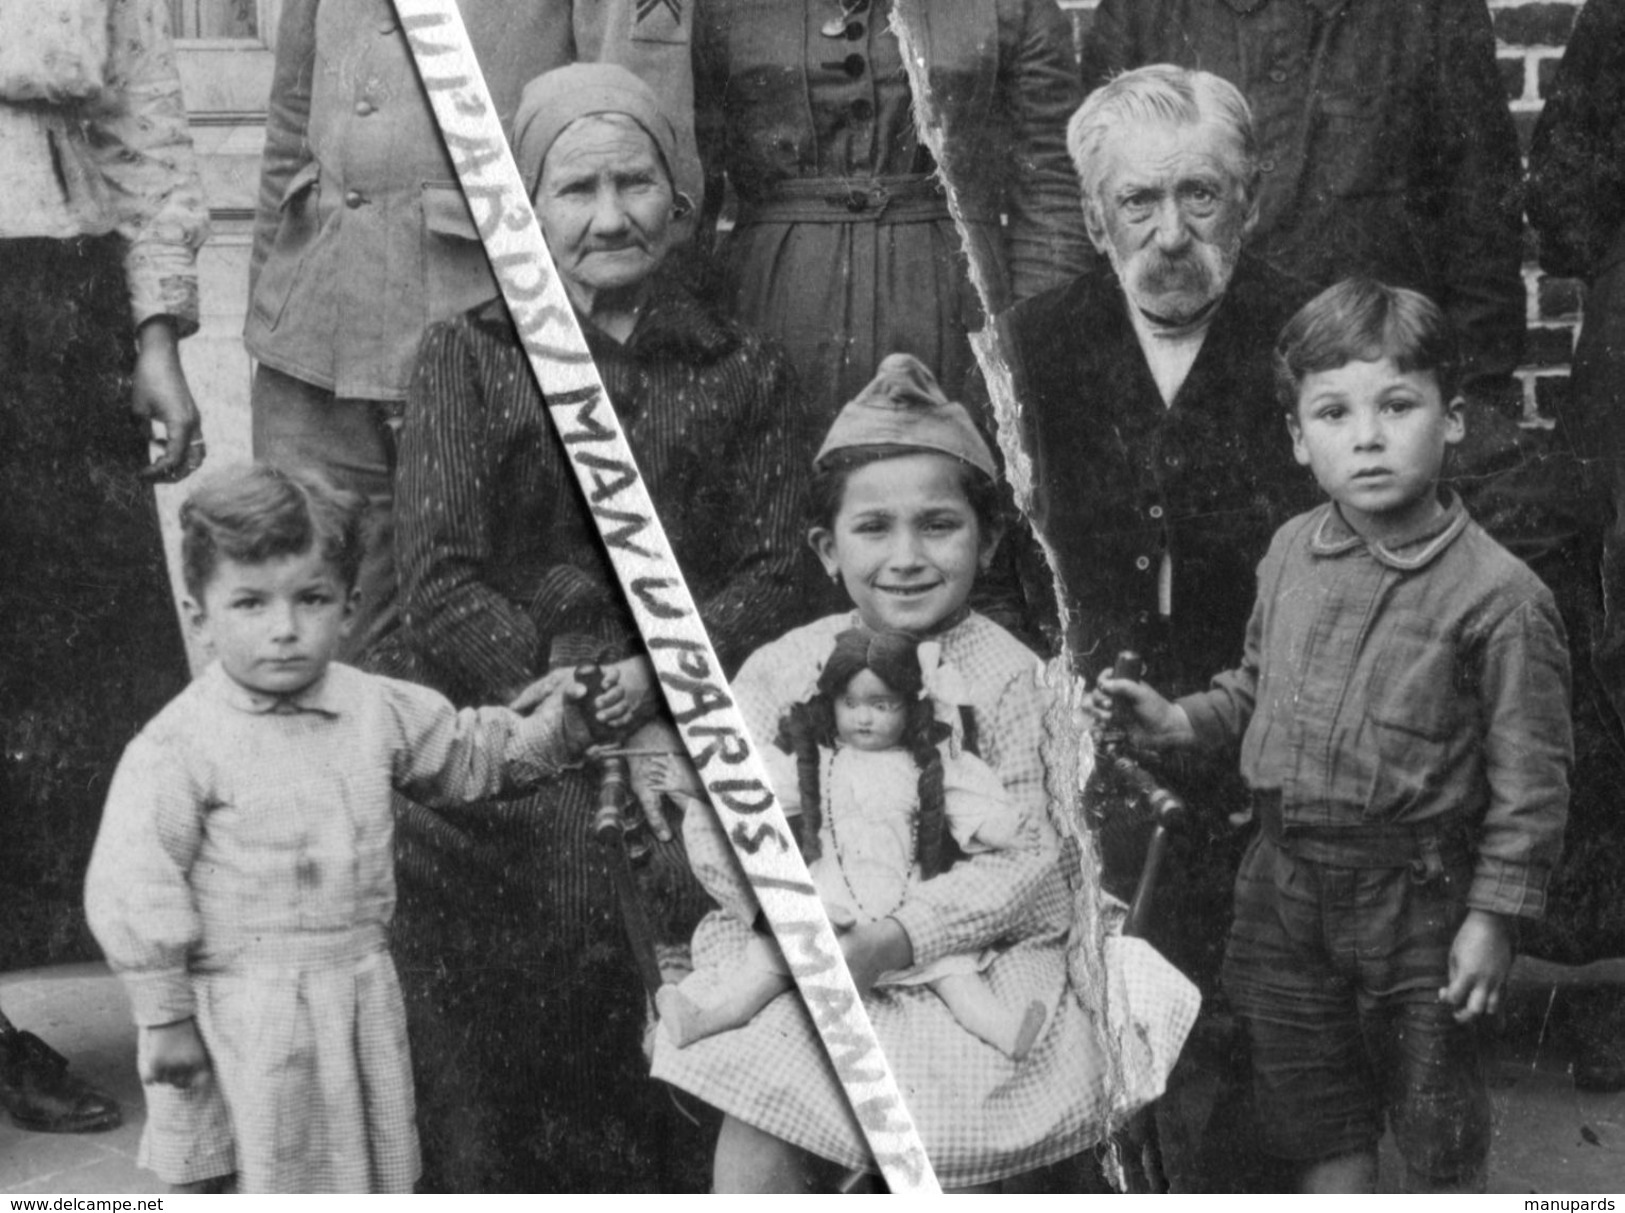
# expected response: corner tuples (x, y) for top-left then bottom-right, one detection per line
(369, 64), (815, 1191)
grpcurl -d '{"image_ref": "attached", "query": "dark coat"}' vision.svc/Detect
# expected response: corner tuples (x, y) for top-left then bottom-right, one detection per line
(1000, 253), (1317, 694)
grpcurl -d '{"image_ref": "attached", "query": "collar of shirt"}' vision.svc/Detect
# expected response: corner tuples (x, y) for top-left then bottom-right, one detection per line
(1308, 490), (1469, 571)
(201, 660), (344, 718)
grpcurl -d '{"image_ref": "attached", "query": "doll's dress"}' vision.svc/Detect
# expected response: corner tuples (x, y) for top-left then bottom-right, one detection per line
(767, 741), (1019, 986)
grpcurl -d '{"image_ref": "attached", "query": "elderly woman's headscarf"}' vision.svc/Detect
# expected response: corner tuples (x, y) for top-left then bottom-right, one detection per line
(512, 63), (680, 196)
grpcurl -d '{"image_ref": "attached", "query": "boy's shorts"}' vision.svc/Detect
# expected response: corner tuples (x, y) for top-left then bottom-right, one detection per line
(1221, 832), (1491, 1181)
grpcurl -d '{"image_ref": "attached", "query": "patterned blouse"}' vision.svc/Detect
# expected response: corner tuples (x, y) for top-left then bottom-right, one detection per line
(0, 0), (207, 331)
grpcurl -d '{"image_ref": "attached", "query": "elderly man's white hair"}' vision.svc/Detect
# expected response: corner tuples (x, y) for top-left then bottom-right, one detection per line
(1067, 64), (1259, 210)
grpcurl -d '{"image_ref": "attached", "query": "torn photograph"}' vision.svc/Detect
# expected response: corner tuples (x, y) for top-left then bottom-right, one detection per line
(1, 0), (1622, 1197)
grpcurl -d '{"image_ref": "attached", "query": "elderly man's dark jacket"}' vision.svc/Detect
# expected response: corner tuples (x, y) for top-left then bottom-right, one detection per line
(1081, 0), (1525, 405)
(1000, 252), (1317, 694)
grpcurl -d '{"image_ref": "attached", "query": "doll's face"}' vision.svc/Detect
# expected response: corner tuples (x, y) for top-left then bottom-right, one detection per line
(832, 668), (909, 752)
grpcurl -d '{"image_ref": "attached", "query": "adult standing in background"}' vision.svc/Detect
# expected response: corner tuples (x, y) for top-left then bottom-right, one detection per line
(245, 0), (699, 661)
(1080, 0), (1526, 414)
(693, 0), (1090, 420)
(0, 0), (206, 1139)
(1523, 0), (1625, 1096)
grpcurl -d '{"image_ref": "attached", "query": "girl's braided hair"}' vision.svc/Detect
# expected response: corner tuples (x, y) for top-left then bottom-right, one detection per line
(774, 628), (960, 879)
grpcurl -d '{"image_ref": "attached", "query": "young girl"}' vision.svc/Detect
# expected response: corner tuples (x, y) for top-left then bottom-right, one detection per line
(650, 353), (1139, 1191)
(656, 627), (1047, 1058)
(84, 465), (597, 1193)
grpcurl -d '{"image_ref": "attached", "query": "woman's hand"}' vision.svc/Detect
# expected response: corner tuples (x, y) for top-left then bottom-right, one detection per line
(839, 918), (914, 999)
(139, 1018), (210, 1089)
(1091, 672), (1196, 750)
(1439, 909), (1514, 1023)
(598, 656), (658, 731)
(621, 717), (693, 842)
(132, 317), (205, 482)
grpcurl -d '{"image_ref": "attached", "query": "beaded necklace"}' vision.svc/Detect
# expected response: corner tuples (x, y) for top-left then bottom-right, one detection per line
(824, 745), (919, 920)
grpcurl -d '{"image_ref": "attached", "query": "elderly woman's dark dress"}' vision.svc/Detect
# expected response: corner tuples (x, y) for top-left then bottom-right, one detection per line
(370, 271), (813, 1189)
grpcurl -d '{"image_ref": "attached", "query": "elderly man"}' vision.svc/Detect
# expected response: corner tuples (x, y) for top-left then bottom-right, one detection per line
(1002, 65), (1315, 713)
(998, 65), (1314, 1192)
(1080, 0), (1525, 413)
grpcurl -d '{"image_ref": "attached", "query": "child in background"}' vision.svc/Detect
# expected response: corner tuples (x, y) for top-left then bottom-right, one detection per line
(656, 626), (1046, 1058)
(1099, 279), (1572, 1193)
(85, 463), (599, 1193)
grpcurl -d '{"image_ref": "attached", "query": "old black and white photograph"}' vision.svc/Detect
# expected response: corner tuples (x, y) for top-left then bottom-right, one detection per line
(1, 0), (1622, 1197)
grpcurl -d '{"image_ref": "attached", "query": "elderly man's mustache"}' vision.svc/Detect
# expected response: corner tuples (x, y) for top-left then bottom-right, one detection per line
(1136, 250), (1213, 293)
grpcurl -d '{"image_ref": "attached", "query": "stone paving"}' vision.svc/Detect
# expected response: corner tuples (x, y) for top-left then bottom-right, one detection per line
(1, 962), (1620, 1194)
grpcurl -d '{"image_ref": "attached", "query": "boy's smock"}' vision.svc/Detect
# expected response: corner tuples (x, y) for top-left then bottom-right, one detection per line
(85, 661), (574, 1027)
(1178, 493), (1572, 920)
(85, 662), (580, 1191)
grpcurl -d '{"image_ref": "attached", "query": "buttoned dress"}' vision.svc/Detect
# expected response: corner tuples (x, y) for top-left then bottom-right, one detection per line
(85, 662), (575, 1192)
(694, 0), (1089, 419)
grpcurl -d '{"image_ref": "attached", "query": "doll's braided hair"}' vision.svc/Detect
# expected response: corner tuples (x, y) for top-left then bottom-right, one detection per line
(774, 628), (959, 879)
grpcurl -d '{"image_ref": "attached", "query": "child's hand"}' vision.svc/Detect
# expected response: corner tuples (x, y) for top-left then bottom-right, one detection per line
(510, 672), (597, 761)
(1092, 672), (1197, 749)
(508, 666), (577, 715)
(1439, 909), (1513, 1023)
(138, 1018), (210, 1089)
(839, 919), (914, 999)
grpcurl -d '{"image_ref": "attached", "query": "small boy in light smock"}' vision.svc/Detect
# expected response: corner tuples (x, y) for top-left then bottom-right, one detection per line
(86, 463), (601, 1192)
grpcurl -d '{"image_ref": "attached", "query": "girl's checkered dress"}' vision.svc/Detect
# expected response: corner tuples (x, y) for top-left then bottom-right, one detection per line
(653, 612), (1191, 1187)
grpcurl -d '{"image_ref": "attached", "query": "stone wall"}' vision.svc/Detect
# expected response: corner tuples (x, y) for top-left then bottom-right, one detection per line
(1058, 0), (1587, 426)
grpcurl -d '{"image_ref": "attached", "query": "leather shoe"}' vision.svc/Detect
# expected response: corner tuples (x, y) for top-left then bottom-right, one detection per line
(0, 1030), (122, 1133)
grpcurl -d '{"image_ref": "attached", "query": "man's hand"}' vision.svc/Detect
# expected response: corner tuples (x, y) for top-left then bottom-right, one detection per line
(132, 317), (204, 481)
(1439, 909), (1514, 1023)
(139, 1018), (210, 1089)
(1092, 671), (1197, 749)
(839, 918), (914, 1000)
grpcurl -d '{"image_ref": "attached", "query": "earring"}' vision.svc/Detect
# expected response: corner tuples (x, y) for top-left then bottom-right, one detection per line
(828, 568), (841, 584)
